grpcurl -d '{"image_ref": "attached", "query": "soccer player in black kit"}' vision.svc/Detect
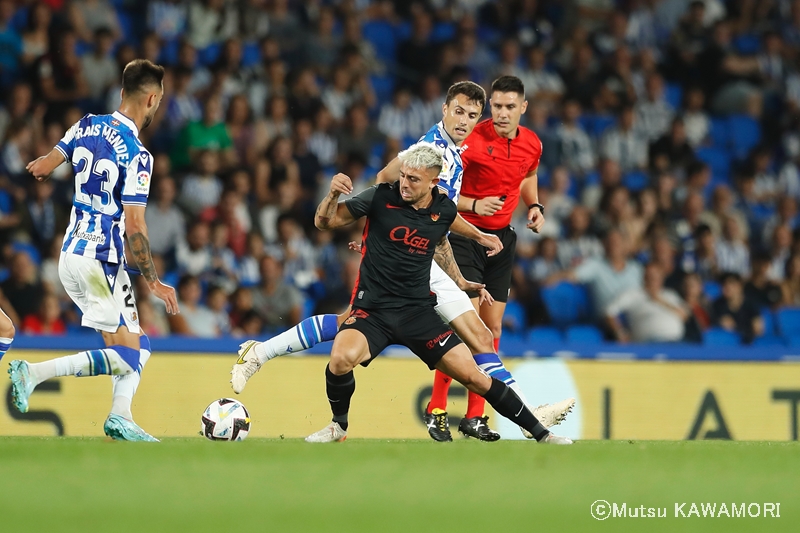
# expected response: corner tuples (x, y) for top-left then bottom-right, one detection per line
(305, 141), (572, 444)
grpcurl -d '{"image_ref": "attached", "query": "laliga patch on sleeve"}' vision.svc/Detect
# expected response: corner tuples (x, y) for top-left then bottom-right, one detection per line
(136, 171), (151, 195)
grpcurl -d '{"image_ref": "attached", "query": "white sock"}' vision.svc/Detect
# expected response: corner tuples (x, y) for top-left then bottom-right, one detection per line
(508, 381), (533, 409)
(110, 344), (151, 419)
(29, 348), (136, 386)
(253, 315), (338, 364)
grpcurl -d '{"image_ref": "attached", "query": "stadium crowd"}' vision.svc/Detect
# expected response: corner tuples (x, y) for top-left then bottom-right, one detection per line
(0, 0), (798, 346)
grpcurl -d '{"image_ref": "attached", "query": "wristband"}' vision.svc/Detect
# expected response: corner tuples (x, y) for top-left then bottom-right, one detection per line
(528, 203), (545, 214)
(471, 199), (477, 213)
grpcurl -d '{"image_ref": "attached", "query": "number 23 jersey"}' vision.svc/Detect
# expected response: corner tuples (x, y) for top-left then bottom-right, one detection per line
(55, 111), (153, 264)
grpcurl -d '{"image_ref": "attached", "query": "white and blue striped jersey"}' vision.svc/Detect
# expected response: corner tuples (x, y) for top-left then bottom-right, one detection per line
(56, 111), (152, 264)
(419, 122), (464, 203)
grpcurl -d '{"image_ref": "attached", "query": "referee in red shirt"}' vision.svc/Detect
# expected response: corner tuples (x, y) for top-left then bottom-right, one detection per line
(427, 76), (545, 430)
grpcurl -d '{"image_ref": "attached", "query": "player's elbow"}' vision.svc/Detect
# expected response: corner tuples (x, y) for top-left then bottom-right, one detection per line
(315, 216), (332, 231)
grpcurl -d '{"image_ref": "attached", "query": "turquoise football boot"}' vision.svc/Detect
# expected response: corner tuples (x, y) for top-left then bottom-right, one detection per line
(8, 360), (35, 413)
(103, 414), (160, 442)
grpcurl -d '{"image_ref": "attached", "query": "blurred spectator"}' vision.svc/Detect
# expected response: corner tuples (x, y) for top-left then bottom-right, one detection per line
(555, 100), (595, 176)
(599, 105), (648, 172)
(781, 253), (800, 306)
(651, 235), (682, 292)
(396, 9), (437, 86)
(237, 231), (265, 287)
(1, 251), (43, 320)
(229, 285), (255, 335)
(170, 274), (220, 337)
(0, 83), (35, 144)
(558, 205), (604, 268)
(207, 221), (237, 291)
(176, 221), (212, 276)
(307, 106), (337, 168)
(69, 0), (121, 43)
(751, 146), (778, 206)
(528, 237), (562, 284)
(266, 0), (301, 55)
(238, 0), (270, 43)
(768, 225), (793, 282)
(411, 75), (444, 137)
(22, 293), (65, 335)
(287, 68), (323, 122)
(682, 271), (711, 343)
(378, 87), (423, 143)
(519, 46), (564, 106)
(18, 180), (64, 255)
(179, 149), (223, 215)
(335, 104), (385, 168)
(762, 197), (798, 247)
(251, 255), (302, 329)
(146, 175), (185, 260)
(0, 0), (22, 89)
(293, 119), (323, 195)
(206, 284), (231, 335)
(165, 67), (202, 135)
(566, 229), (644, 320)
(712, 272), (763, 344)
(263, 95), (292, 148)
(21, 2), (51, 70)
(172, 95), (235, 170)
(322, 65), (360, 122)
(606, 262), (688, 342)
(746, 252), (783, 309)
(148, 0), (188, 41)
(302, 6), (340, 76)
(715, 215), (750, 277)
(1, 119), (34, 179)
(682, 86), (710, 147)
(138, 296), (170, 337)
(81, 28), (117, 106)
(226, 94), (269, 167)
(546, 167), (576, 225)
(680, 224), (719, 282)
(187, 0), (238, 50)
(582, 158), (622, 210)
(649, 117), (695, 174)
(700, 184), (750, 241)
(36, 31), (90, 123)
(635, 73), (675, 142)
(267, 214), (319, 290)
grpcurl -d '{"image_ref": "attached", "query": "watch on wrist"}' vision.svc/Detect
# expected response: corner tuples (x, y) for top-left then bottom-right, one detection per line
(528, 203), (545, 214)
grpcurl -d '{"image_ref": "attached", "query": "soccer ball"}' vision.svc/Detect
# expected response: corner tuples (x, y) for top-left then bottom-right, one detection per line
(201, 398), (251, 441)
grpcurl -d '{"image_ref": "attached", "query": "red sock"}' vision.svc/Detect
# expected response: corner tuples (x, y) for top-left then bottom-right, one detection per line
(428, 370), (452, 413)
(466, 391), (486, 418)
(493, 337), (500, 353)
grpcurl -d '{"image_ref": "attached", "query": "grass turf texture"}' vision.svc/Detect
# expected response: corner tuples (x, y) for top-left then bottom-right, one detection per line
(0, 438), (797, 533)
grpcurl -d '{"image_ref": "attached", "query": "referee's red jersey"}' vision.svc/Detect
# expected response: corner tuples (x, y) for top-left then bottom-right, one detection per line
(460, 119), (542, 230)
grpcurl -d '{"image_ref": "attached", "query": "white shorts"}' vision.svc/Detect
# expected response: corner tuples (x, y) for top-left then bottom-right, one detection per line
(59, 252), (140, 334)
(431, 261), (475, 323)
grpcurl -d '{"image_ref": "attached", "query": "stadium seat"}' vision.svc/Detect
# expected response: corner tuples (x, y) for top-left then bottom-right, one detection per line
(565, 325), (603, 343)
(541, 282), (589, 326)
(502, 300), (527, 334)
(761, 308), (777, 337)
(777, 308), (800, 337)
(526, 327), (563, 344)
(727, 114), (761, 160)
(734, 34), (761, 55)
(362, 21), (398, 62)
(158, 39), (180, 66)
(241, 42), (262, 67)
(431, 22), (455, 42)
(709, 116), (729, 147)
(199, 43), (222, 66)
(702, 281), (721, 300)
(786, 334), (800, 348)
(664, 83), (683, 109)
(703, 327), (741, 346)
(623, 170), (650, 192)
(695, 147), (731, 183)
(752, 336), (785, 347)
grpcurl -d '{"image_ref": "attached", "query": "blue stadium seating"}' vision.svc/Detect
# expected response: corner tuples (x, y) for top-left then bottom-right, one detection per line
(734, 34), (762, 55)
(664, 83), (683, 109)
(370, 74), (395, 104)
(709, 116), (730, 147)
(753, 336), (785, 347)
(526, 326), (563, 344)
(702, 281), (721, 301)
(362, 21), (398, 62)
(565, 325), (604, 343)
(776, 308), (800, 337)
(695, 147), (731, 183)
(623, 170), (650, 192)
(199, 43), (222, 66)
(761, 308), (777, 337)
(241, 42), (262, 67)
(502, 300), (528, 333)
(541, 282), (590, 326)
(703, 327), (741, 346)
(787, 334), (800, 348)
(728, 114), (762, 160)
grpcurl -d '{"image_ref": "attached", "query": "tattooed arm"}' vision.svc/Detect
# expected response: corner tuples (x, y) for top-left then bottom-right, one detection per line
(123, 204), (179, 314)
(315, 173), (359, 230)
(434, 235), (493, 305)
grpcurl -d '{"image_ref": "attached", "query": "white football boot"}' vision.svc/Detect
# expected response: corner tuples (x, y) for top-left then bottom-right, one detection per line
(230, 340), (261, 394)
(305, 422), (348, 443)
(540, 433), (574, 445)
(520, 397), (576, 438)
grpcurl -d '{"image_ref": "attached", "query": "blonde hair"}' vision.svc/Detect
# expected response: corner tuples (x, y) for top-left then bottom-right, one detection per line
(397, 141), (444, 175)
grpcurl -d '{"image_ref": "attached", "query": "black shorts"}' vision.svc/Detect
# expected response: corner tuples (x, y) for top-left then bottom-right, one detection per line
(339, 305), (464, 369)
(449, 225), (517, 302)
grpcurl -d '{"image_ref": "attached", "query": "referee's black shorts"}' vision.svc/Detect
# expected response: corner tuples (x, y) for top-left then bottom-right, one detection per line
(449, 225), (517, 303)
(339, 305), (463, 369)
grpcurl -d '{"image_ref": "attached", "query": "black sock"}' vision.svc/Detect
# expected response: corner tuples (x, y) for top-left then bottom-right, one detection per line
(483, 378), (549, 441)
(326, 364), (355, 431)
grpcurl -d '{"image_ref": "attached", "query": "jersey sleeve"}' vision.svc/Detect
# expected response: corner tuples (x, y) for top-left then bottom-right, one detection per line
(121, 150), (153, 206)
(528, 135), (543, 174)
(55, 121), (80, 162)
(344, 184), (379, 219)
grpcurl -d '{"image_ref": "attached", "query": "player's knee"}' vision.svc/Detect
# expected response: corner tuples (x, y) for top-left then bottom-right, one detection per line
(487, 323), (503, 340)
(457, 369), (490, 395)
(474, 326), (495, 353)
(0, 320), (15, 340)
(329, 349), (358, 375)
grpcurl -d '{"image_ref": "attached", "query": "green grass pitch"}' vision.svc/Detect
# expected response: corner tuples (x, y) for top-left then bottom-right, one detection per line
(0, 438), (797, 533)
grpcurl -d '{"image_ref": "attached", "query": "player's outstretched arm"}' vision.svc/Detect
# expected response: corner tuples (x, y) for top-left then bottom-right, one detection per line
(26, 149), (66, 181)
(434, 235), (493, 306)
(124, 204), (180, 315)
(315, 173), (359, 230)
(449, 213), (503, 257)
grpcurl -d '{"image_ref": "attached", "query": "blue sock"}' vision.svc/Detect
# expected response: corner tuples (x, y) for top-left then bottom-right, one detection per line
(0, 335), (13, 362)
(473, 352), (516, 385)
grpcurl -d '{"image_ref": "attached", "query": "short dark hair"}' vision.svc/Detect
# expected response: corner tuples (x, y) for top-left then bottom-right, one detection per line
(122, 59), (165, 96)
(491, 76), (525, 98)
(446, 80), (486, 112)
